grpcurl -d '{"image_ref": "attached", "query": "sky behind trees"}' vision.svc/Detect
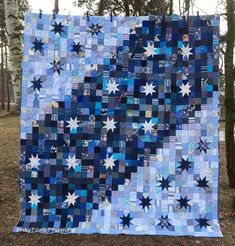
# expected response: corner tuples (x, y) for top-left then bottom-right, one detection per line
(28, 0), (226, 32)
(29, 0), (223, 15)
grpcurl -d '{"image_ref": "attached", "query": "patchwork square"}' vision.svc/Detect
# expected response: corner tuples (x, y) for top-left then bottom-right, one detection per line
(14, 13), (222, 237)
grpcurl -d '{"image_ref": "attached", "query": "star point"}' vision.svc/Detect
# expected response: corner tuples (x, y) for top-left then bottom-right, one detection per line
(50, 59), (64, 75)
(32, 38), (44, 53)
(64, 192), (79, 207)
(66, 117), (79, 131)
(103, 155), (116, 170)
(142, 82), (156, 96)
(27, 154), (41, 170)
(196, 216), (210, 229)
(143, 42), (156, 57)
(71, 41), (83, 55)
(180, 44), (193, 59)
(196, 176), (210, 189)
(158, 215), (172, 229)
(178, 157), (192, 172)
(28, 193), (41, 205)
(30, 77), (44, 92)
(179, 82), (191, 97)
(51, 22), (65, 36)
(66, 155), (79, 170)
(139, 196), (152, 210)
(106, 79), (119, 95)
(89, 23), (103, 36)
(196, 138), (210, 153)
(158, 176), (172, 191)
(120, 213), (133, 228)
(141, 119), (155, 134)
(103, 117), (117, 132)
(177, 196), (191, 209)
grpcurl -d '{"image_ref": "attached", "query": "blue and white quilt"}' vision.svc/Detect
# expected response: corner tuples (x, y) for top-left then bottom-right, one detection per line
(13, 13), (222, 237)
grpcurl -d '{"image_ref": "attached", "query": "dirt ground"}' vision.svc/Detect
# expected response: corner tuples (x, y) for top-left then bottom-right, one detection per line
(0, 115), (235, 246)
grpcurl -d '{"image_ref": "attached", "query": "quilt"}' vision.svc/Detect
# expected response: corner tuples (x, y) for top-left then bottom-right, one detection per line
(13, 13), (222, 237)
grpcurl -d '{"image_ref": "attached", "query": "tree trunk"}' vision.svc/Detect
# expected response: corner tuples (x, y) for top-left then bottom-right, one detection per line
(5, 43), (10, 112)
(135, 0), (142, 16)
(225, 0), (235, 188)
(1, 40), (5, 110)
(54, 0), (59, 14)
(184, 0), (191, 15)
(169, 0), (173, 15)
(178, 0), (182, 15)
(123, 0), (130, 16)
(97, 0), (106, 16)
(3, 0), (22, 113)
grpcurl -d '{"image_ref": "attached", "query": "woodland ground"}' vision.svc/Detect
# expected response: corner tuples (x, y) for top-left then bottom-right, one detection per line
(0, 114), (235, 246)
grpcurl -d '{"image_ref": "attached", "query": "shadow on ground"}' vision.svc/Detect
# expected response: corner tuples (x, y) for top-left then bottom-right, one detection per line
(0, 116), (235, 246)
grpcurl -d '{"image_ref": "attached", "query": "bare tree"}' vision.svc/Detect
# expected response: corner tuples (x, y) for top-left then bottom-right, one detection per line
(3, 0), (22, 113)
(5, 42), (10, 112)
(1, 38), (5, 110)
(225, 0), (235, 188)
(73, 0), (171, 16)
(97, 0), (107, 16)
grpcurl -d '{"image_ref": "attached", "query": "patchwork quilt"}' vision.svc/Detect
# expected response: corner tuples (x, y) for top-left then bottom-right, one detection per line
(14, 13), (222, 237)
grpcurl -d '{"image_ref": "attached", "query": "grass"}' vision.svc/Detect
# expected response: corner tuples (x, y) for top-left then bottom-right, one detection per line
(0, 115), (235, 246)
